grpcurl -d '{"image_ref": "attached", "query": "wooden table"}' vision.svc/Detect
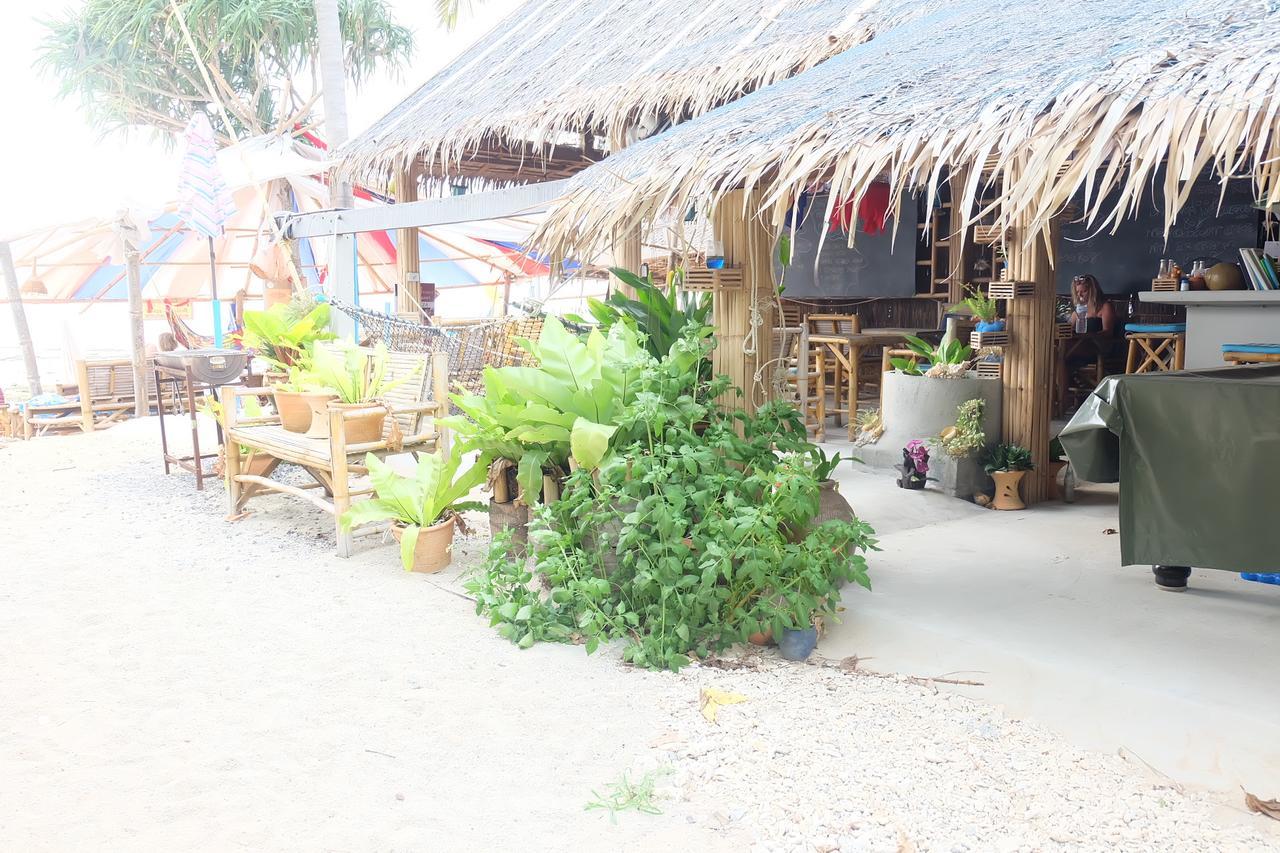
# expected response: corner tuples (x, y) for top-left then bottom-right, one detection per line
(811, 327), (937, 440)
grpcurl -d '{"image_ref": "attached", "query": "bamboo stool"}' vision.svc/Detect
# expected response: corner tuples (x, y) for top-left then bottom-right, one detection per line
(807, 314), (860, 433)
(1124, 324), (1186, 373)
(1222, 343), (1280, 365)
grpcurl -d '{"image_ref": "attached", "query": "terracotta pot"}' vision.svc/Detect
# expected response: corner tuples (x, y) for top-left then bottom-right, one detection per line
(241, 454), (275, 478)
(273, 389), (328, 433)
(816, 479), (856, 525)
(391, 516), (457, 574)
(991, 470), (1027, 511)
(304, 399), (386, 443)
(748, 628), (774, 647)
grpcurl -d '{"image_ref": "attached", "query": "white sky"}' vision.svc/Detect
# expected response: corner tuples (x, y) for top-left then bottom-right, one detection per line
(0, 0), (523, 237)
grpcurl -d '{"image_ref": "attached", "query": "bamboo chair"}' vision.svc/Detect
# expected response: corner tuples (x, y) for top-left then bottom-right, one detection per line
(222, 345), (449, 557)
(807, 314), (862, 431)
(22, 358), (159, 438)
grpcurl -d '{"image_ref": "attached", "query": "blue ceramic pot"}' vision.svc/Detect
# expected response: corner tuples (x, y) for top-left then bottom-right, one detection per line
(975, 320), (1006, 333)
(778, 627), (818, 661)
(706, 256), (727, 270)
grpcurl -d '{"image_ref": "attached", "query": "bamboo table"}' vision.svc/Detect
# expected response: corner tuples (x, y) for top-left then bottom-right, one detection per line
(811, 327), (937, 440)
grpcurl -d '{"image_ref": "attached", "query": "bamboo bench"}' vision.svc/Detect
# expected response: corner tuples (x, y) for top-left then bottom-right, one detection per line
(22, 358), (159, 438)
(221, 348), (450, 557)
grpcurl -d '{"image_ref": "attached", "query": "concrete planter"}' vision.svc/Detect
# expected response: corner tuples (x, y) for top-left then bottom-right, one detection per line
(856, 371), (1003, 500)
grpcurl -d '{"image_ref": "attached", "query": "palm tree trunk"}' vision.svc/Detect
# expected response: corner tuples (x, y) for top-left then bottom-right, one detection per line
(0, 240), (43, 396)
(315, 0), (353, 209)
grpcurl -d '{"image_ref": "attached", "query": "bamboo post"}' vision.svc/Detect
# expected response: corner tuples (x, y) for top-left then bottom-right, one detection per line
(946, 167), (973, 306)
(395, 163), (422, 318)
(76, 360), (94, 432)
(711, 189), (776, 409)
(1001, 192), (1058, 505)
(116, 217), (149, 419)
(0, 240), (42, 396)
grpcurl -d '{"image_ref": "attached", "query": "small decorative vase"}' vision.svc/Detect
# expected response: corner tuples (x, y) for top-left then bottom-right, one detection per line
(778, 627), (818, 662)
(816, 479), (856, 525)
(991, 470), (1027, 511)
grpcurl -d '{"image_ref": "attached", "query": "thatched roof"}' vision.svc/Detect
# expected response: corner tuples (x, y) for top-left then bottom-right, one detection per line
(537, 0), (1280, 258)
(338, 0), (905, 185)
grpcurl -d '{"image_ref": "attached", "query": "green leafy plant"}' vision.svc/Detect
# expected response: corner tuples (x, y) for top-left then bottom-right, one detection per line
(983, 443), (1035, 473)
(307, 342), (416, 403)
(890, 335), (974, 376)
(340, 445), (487, 570)
(948, 285), (1000, 323)
(464, 354), (877, 672)
(445, 317), (656, 502)
(241, 302), (335, 371)
(936, 398), (986, 458)
(570, 267), (712, 361)
(585, 768), (670, 821)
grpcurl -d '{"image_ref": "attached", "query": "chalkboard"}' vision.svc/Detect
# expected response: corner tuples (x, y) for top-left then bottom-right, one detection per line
(1056, 170), (1260, 295)
(773, 193), (918, 299)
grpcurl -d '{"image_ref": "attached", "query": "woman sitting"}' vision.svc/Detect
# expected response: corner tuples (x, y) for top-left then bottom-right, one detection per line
(1071, 274), (1117, 336)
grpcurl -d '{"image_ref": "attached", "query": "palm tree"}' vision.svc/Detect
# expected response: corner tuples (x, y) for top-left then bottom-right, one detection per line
(315, 0), (353, 207)
(38, 0), (413, 143)
(435, 0), (481, 31)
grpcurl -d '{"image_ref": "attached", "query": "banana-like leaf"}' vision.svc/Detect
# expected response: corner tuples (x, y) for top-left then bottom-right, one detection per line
(517, 450), (551, 505)
(399, 523), (421, 571)
(570, 418), (617, 470)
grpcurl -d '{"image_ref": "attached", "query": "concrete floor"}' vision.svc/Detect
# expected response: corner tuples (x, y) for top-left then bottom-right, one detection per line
(822, 441), (1280, 795)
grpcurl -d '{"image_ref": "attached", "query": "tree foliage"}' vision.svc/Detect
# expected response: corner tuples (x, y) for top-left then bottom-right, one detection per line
(38, 0), (413, 140)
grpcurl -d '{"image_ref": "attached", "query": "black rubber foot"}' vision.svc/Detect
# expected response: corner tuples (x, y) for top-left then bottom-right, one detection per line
(1152, 565), (1191, 591)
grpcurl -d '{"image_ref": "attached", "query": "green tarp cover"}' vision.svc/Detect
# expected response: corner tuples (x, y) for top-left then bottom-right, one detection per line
(1059, 364), (1280, 572)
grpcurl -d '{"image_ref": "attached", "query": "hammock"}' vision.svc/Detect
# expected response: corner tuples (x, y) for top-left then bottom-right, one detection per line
(163, 296), (246, 351)
(328, 299), (546, 395)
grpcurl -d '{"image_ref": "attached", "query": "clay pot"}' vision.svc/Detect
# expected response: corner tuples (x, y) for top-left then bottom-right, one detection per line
(1204, 262), (1245, 292)
(241, 454), (275, 478)
(816, 479), (856, 526)
(273, 389), (329, 433)
(747, 628), (774, 647)
(391, 516), (456, 574)
(489, 498), (529, 556)
(304, 399), (386, 443)
(991, 470), (1027, 511)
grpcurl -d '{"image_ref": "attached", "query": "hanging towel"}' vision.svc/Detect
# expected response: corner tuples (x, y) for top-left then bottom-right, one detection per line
(858, 182), (892, 236)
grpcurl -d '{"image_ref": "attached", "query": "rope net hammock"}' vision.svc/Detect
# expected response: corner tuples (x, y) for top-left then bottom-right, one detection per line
(328, 299), (545, 396)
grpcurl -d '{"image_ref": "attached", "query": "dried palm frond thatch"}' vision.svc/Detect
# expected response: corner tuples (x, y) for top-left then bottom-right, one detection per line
(536, 0), (1280, 260)
(337, 0), (910, 185)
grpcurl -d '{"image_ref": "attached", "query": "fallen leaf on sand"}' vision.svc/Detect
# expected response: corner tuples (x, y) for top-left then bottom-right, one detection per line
(1245, 790), (1280, 821)
(1102, 528), (1118, 535)
(699, 687), (747, 724)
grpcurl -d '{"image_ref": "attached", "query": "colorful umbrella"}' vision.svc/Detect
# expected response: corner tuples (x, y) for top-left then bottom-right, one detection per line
(175, 111), (236, 346)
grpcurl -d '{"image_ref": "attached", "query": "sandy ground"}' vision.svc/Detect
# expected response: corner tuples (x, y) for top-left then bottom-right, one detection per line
(2, 418), (1278, 852)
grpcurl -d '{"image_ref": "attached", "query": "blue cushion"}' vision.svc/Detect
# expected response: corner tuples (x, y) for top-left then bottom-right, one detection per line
(1222, 343), (1280, 353)
(1126, 324), (1186, 333)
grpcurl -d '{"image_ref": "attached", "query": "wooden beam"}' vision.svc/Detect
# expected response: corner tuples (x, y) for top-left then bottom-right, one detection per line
(395, 163), (421, 317)
(1001, 172), (1058, 505)
(115, 217), (149, 419)
(711, 189), (776, 410)
(0, 240), (41, 395)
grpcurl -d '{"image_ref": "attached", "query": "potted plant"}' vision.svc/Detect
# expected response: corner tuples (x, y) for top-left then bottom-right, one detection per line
(303, 343), (417, 443)
(340, 446), (488, 573)
(983, 443), (1034, 510)
(897, 439), (929, 489)
(242, 301), (336, 429)
(949, 285), (1003, 332)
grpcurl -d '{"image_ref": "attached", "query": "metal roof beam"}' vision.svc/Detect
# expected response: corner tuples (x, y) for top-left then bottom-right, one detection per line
(279, 180), (569, 238)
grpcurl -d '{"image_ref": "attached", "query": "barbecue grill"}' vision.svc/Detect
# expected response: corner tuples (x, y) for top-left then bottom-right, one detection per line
(155, 349), (248, 385)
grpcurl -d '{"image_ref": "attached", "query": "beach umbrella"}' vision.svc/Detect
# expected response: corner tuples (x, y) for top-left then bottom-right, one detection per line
(175, 111), (236, 347)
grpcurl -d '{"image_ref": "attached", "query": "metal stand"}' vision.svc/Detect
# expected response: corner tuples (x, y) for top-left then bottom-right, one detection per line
(154, 363), (245, 490)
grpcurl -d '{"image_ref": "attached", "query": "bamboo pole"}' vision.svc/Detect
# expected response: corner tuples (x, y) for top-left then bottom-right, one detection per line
(711, 189), (776, 409)
(115, 217), (149, 419)
(0, 240), (42, 395)
(395, 163), (422, 318)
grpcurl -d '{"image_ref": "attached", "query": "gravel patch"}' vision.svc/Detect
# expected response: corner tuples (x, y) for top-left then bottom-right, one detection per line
(2, 419), (1277, 851)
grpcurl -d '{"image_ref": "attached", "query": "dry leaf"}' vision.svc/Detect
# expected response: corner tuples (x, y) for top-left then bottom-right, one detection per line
(1102, 528), (1118, 535)
(699, 687), (747, 724)
(1245, 790), (1280, 821)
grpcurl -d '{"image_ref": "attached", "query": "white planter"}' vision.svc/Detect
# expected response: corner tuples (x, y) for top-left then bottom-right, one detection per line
(856, 371), (1003, 498)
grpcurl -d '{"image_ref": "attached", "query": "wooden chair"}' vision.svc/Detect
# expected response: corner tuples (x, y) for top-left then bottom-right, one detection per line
(769, 326), (816, 436)
(1222, 343), (1280, 365)
(1125, 324), (1186, 373)
(222, 347), (450, 557)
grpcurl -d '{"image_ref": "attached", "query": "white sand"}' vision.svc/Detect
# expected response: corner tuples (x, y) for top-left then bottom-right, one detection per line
(1, 419), (1277, 852)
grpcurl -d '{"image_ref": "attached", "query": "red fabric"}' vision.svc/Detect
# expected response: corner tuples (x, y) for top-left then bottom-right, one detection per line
(827, 182), (893, 235)
(859, 181), (892, 236)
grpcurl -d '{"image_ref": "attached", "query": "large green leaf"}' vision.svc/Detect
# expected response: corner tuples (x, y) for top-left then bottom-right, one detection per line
(570, 418), (617, 470)
(398, 523), (421, 571)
